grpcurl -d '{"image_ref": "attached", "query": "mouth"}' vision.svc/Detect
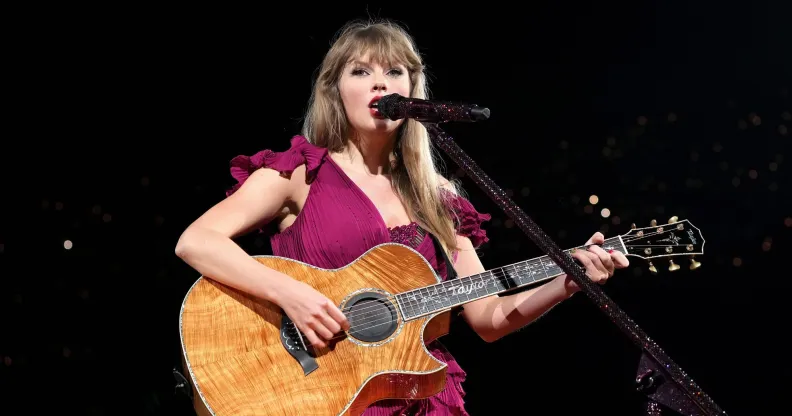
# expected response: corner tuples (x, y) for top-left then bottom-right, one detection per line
(368, 96), (383, 109)
(369, 96), (384, 118)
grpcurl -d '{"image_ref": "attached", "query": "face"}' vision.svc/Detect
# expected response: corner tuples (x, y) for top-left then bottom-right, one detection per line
(338, 54), (411, 137)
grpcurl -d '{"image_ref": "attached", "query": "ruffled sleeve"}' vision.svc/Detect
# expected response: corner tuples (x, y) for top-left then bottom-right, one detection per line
(442, 189), (492, 248)
(226, 135), (328, 197)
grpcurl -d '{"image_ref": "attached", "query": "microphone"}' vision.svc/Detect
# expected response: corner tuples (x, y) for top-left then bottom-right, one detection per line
(372, 94), (490, 123)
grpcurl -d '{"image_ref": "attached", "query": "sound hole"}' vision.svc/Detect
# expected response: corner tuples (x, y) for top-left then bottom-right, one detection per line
(346, 292), (398, 343)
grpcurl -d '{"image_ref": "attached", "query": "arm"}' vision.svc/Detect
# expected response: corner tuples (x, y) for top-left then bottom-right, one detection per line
(454, 236), (573, 343)
(433, 175), (624, 342)
(176, 164), (350, 348)
(174, 166), (301, 302)
(456, 233), (629, 343)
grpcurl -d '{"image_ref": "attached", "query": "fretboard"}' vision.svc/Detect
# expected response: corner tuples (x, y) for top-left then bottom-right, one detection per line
(396, 237), (625, 321)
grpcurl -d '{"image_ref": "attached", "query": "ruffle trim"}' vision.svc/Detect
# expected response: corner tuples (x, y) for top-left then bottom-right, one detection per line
(226, 135), (328, 197)
(442, 190), (491, 248)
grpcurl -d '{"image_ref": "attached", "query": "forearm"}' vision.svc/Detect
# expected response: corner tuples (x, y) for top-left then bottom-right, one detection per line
(468, 275), (573, 342)
(175, 226), (293, 302)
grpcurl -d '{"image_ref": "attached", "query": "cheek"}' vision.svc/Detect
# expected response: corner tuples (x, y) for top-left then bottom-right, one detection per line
(340, 82), (367, 110)
(397, 80), (412, 97)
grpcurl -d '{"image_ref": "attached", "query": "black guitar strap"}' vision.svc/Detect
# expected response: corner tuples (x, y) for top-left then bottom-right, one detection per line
(428, 231), (467, 323)
(429, 232), (458, 281)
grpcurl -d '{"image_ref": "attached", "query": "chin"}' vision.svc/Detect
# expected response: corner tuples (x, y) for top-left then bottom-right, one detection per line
(373, 117), (403, 131)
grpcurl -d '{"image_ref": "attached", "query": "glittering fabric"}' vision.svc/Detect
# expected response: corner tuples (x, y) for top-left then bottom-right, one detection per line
(226, 135), (491, 416)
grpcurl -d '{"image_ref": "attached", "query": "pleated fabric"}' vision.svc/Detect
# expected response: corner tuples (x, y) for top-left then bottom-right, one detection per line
(227, 135), (491, 415)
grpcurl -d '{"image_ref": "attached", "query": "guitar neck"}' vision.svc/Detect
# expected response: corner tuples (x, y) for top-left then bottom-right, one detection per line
(396, 236), (626, 321)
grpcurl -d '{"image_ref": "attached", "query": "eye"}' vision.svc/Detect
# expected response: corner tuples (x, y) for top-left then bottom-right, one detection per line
(351, 68), (368, 76)
(387, 68), (404, 77)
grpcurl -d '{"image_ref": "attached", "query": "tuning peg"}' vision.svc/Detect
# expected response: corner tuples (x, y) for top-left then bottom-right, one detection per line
(631, 223), (637, 230)
(668, 216), (678, 224)
(650, 219), (657, 226)
(668, 259), (680, 271)
(689, 256), (701, 270)
(648, 261), (658, 275)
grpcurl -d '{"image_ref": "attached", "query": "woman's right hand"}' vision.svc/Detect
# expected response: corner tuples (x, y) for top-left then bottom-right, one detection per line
(275, 278), (350, 348)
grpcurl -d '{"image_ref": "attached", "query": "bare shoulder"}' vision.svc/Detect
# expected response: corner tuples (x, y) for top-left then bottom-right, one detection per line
(185, 165), (306, 239)
(436, 172), (459, 194)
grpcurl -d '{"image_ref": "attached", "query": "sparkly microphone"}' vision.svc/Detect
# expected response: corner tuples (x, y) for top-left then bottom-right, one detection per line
(372, 93), (490, 123)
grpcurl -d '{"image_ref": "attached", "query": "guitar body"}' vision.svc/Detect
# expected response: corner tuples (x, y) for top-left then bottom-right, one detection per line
(179, 243), (452, 416)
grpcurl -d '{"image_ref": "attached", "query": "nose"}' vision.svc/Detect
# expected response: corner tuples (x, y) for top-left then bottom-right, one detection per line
(372, 82), (387, 92)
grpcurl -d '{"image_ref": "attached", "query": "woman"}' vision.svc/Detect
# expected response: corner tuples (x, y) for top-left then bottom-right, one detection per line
(175, 18), (629, 415)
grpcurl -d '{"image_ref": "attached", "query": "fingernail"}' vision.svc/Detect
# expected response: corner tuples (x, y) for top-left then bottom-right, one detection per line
(608, 249), (614, 253)
(570, 248), (577, 253)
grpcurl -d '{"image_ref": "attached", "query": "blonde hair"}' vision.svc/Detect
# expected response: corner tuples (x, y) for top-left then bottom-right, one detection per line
(301, 19), (462, 253)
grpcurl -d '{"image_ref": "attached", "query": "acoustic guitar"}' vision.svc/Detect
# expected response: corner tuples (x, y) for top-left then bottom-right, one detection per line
(178, 217), (704, 415)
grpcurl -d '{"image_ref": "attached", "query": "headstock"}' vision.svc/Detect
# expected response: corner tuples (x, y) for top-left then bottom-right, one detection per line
(619, 216), (705, 274)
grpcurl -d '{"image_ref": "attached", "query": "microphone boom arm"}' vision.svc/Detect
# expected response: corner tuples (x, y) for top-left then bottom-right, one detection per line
(422, 121), (726, 416)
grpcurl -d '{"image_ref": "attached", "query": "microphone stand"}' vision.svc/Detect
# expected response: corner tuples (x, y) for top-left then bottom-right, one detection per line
(422, 122), (726, 416)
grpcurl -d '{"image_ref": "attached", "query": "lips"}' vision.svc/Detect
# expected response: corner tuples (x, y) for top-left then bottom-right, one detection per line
(369, 96), (383, 108)
(369, 95), (385, 118)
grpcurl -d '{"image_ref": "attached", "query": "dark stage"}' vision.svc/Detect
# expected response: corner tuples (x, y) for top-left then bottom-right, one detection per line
(7, 2), (791, 415)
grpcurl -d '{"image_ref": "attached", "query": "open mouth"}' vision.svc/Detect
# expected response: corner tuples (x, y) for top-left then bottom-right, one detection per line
(369, 96), (384, 118)
(368, 96), (382, 108)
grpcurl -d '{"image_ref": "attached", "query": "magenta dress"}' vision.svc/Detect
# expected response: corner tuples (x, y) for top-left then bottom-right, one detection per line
(226, 135), (491, 416)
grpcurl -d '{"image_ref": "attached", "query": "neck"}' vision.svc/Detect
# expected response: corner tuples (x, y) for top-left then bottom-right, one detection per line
(395, 236), (627, 321)
(340, 131), (397, 175)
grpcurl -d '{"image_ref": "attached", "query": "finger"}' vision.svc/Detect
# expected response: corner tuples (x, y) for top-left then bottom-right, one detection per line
(310, 318), (335, 341)
(585, 251), (608, 278)
(572, 250), (605, 284)
(318, 311), (342, 334)
(571, 250), (594, 276)
(588, 245), (615, 276)
(610, 250), (630, 268)
(585, 232), (605, 246)
(324, 300), (351, 331)
(581, 250), (609, 282)
(303, 329), (326, 349)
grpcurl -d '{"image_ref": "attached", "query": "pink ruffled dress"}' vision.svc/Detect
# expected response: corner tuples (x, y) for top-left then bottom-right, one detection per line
(226, 135), (491, 415)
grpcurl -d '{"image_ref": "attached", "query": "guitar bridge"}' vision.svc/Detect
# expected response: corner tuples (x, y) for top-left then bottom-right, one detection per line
(280, 313), (319, 376)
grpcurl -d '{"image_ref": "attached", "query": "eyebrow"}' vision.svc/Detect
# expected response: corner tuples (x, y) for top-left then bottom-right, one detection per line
(350, 60), (404, 68)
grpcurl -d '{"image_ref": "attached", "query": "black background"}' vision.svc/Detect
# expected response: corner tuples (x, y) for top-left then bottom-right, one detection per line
(6, 1), (791, 414)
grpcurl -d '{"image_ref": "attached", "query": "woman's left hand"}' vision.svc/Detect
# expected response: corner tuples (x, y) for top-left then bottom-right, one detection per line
(563, 232), (630, 295)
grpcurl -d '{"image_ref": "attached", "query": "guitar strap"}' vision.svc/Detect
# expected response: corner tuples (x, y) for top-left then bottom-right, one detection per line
(429, 232), (458, 281)
(428, 232), (468, 323)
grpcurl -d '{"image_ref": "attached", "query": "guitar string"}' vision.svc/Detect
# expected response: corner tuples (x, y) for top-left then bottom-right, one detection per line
(329, 230), (680, 320)
(287, 261), (560, 332)
(288, 231), (689, 330)
(286, 261), (555, 346)
(285, 238), (696, 345)
(281, 230), (696, 345)
(300, 255), (574, 327)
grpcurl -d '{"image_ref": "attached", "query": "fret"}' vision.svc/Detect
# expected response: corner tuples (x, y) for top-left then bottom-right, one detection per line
(439, 283), (453, 308)
(395, 294), (407, 320)
(483, 273), (495, 295)
(398, 237), (628, 320)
